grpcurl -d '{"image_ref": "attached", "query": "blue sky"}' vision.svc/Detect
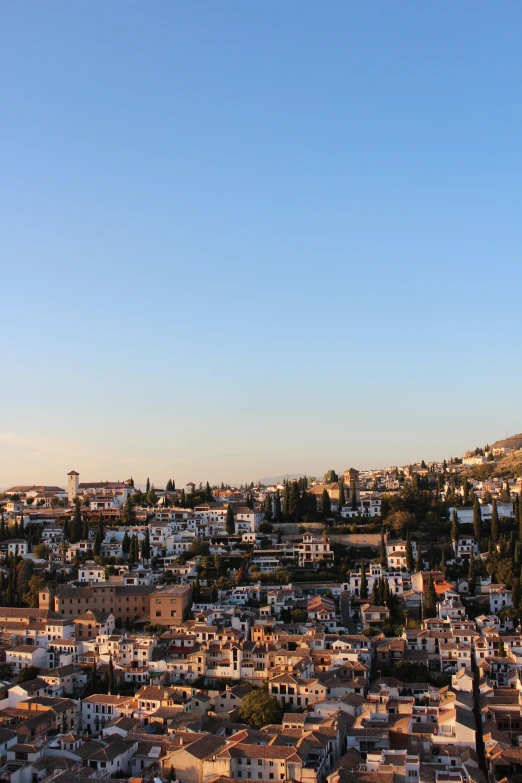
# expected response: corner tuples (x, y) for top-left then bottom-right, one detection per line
(1, 2), (521, 488)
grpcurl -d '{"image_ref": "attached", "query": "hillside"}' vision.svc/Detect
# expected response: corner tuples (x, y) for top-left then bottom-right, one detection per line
(490, 432), (522, 451)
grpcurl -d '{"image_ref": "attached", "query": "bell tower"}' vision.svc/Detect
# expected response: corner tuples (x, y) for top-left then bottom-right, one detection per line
(67, 470), (79, 503)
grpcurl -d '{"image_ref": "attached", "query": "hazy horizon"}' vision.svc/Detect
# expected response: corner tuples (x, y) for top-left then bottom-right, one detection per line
(2, 3), (521, 488)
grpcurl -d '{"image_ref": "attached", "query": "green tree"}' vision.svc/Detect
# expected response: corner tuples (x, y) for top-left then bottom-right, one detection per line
(473, 498), (482, 538)
(146, 477), (150, 494)
(94, 514), (104, 557)
(17, 665), (40, 683)
(225, 505), (235, 535)
(104, 655), (115, 694)
(32, 542), (50, 559)
(238, 686), (282, 728)
(121, 497), (137, 527)
(338, 481), (345, 510)
(321, 489), (332, 518)
(512, 578), (521, 613)
(424, 574), (437, 618)
(450, 509), (459, 542)
(491, 499), (499, 544)
(274, 490), (282, 522)
(129, 534), (139, 564)
(264, 494), (273, 521)
(23, 575), (46, 608)
(379, 530), (387, 568)
(351, 479), (357, 511)
(16, 560), (33, 602)
(360, 560), (368, 599)
(70, 500), (82, 544)
(405, 531), (414, 572)
(122, 529), (131, 557)
(141, 528), (151, 563)
(468, 555), (476, 595)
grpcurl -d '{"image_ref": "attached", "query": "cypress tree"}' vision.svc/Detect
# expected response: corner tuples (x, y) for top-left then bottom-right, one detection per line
(121, 497), (137, 527)
(371, 582), (379, 605)
(513, 578), (521, 614)
(19, 514), (24, 538)
(338, 481), (345, 510)
(351, 479), (357, 511)
(205, 482), (212, 502)
(274, 491), (282, 522)
(425, 574), (437, 617)
(405, 531), (414, 572)
(379, 530), (387, 568)
(283, 486), (290, 520)
(264, 494), (273, 521)
(122, 530), (131, 557)
(451, 509), (459, 542)
(94, 514), (104, 557)
(415, 543), (422, 572)
(146, 477), (150, 494)
(491, 499), (499, 544)
(360, 560), (368, 599)
(225, 505), (235, 536)
(468, 555), (476, 595)
(0, 515), (4, 541)
(141, 528), (151, 563)
(70, 500), (82, 544)
(83, 515), (90, 541)
(441, 548), (446, 574)
(106, 655), (115, 694)
(180, 489), (186, 507)
(473, 498), (482, 538)
(321, 489), (332, 518)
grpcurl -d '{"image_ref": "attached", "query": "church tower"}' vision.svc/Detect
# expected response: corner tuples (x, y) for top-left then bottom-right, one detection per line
(67, 470), (79, 503)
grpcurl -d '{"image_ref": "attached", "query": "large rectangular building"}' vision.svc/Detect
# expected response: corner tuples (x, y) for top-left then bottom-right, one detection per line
(39, 584), (155, 625)
(149, 584), (193, 626)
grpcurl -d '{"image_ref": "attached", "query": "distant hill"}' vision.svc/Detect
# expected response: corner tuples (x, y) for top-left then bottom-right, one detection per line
(490, 433), (522, 451)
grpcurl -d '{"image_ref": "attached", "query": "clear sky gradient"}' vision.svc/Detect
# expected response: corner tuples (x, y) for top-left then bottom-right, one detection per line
(1, 2), (521, 488)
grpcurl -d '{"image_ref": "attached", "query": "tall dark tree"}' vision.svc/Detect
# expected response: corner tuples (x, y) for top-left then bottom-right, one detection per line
(321, 489), (332, 518)
(129, 534), (139, 564)
(405, 531), (414, 572)
(141, 528), (151, 563)
(473, 498), (482, 539)
(205, 482), (213, 502)
(264, 494), (273, 521)
(338, 481), (345, 510)
(62, 517), (71, 541)
(70, 500), (82, 544)
(283, 486), (290, 520)
(225, 505), (235, 536)
(351, 479), (357, 511)
(415, 542), (422, 572)
(424, 574), (437, 617)
(360, 560), (368, 600)
(105, 655), (115, 694)
(450, 509), (459, 542)
(19, 514), (24, 538)
(491, 498), (499, 544)
(82, 515), (90, 541)
(468, 555), (476, 595)
(121, 497), (137, 527)
(512, 578), (521, 614)
(146, 477), (150, 494)
(274, 490), (282, 522)
(122, 529), (131, 557)
(379, 530), (387, 568)
(94, 514), (104, 557)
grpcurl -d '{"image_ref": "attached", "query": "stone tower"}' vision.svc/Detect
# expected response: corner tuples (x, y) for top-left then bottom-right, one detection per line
(67, 470), (79, 503)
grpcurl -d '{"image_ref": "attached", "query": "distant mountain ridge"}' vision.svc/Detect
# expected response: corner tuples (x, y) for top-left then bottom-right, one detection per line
(257, 473), (310, 485)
